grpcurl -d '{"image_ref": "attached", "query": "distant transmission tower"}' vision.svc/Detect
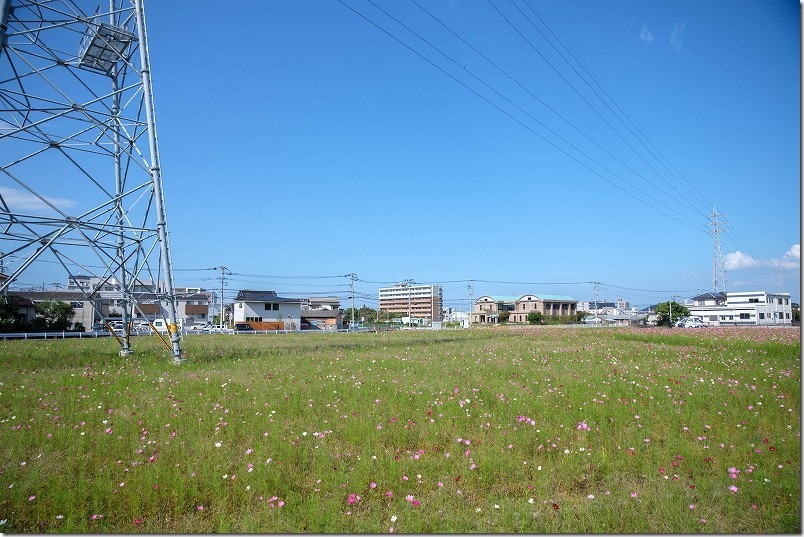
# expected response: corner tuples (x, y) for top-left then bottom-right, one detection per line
(0, 0), (182, 361)
(708, 207), (727, 293)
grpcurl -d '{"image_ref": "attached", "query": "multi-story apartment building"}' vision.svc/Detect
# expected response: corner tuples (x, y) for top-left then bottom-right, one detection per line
(65, 275), (211, 327)
(378, 283), (443, 323)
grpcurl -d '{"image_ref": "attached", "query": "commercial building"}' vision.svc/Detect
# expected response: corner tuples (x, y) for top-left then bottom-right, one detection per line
(378, 283), (443, 323)
(688, 290), (793, 326)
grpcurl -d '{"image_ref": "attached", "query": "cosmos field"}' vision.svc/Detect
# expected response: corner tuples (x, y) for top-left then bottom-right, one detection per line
(0, 326), (799, 532)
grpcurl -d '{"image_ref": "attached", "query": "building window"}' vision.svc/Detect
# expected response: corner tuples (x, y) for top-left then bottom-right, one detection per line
(749, 298), (759, 303)
(739, 313), (750, 320)
(759, 313), (765, 319)
(265, 303), (279, 311)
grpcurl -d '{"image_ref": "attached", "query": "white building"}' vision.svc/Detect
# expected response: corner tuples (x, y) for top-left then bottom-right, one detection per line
(233, 290), (304, 330)
(688, 291), (793, 326)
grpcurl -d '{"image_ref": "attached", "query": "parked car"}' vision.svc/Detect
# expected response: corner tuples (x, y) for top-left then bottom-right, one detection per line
(234, 323), (254, 332)
(682, 318), (707, 328)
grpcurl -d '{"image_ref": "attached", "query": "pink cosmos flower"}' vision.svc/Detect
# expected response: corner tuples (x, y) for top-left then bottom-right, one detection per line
(370, 482), (377, 489)
(630, 492), (638, 498)
(728, 485), (738, 493)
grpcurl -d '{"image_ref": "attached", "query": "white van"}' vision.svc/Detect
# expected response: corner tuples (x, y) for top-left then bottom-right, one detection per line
(150, 318), (183, 334)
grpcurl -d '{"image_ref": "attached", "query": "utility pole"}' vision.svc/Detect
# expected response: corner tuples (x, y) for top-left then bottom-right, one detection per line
(403, 279), (414, 327)
(349, 273), (357, 331)
(215, 266), (230, 328)
(593, 282), (599, 326)
(467, 281), (473, 327)
(669, 295), (673, 328)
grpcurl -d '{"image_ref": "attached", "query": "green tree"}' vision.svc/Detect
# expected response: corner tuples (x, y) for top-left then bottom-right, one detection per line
(527, 311), (543, 325)
(498, 310), (510, 323)
(654, 301), (689, 326)
(0, 295), (24, 332)
(34, 300), (75, 331)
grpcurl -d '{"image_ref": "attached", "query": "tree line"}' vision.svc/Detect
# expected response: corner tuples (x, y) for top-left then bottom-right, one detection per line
(0, 297), (78, 333)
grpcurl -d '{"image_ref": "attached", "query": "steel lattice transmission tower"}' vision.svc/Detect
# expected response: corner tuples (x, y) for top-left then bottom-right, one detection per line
(0, 0), (182, 361)
(708, 207), (727, 294)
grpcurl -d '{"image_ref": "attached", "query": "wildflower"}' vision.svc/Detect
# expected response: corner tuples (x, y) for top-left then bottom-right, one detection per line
(700, 519), (707, 524)
(134, 518), (143, 526)
(689, 504), (695, 510)
(552, 503), (559, 510)
(631, 492), (638, 498)
(348, 493), (360, 505)
(728, 485), (738, 493)
(28, 495), (36, 501)
(386, 491), (393, 499)
(214, 441), (221, 448)
(105, 427), (112, 434)
(370, 482), (377, 489)
(391, 515), (398, 523)
(197, 505), (204, 511)
(528, 498), (534, 504)
(587, 494), (595, 499)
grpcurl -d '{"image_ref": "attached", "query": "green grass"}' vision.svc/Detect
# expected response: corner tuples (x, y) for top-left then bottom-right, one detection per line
(0, 326), (799, 532)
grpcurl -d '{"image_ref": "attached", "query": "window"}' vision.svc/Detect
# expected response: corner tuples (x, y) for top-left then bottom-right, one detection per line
(739, 313), (750, 320)
(759, 313), (765, 319)
(709, 315), (717, 321)
(265, 303), (279, 311)
(749, 298), (759, 303)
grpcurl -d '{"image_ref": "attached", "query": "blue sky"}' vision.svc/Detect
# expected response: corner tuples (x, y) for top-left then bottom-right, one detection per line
(9, 0), (801, 310)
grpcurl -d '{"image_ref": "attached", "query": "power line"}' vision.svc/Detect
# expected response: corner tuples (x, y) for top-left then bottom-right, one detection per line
(338, 0), (709, 232)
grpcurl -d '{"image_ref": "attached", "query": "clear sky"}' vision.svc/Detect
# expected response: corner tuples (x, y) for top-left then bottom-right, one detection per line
(8, 0), (802, 310)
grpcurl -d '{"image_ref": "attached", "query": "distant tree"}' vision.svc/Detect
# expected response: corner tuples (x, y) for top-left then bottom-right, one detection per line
(358, 305), (376, 323)
(527, 311), (543, 325)
(575, 311), (590, 323)
(0, 295), (24, 333)
(34, 300), (75, 331)
(654, 301), (689, 326)
(498, 310), (510, 323)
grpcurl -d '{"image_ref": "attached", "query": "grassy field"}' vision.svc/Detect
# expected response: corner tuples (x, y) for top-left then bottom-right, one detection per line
(0, 326), (799, 533)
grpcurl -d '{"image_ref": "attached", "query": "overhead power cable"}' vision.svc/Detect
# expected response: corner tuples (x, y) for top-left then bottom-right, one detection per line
(338, 0), (709, 233)
(518, 0), (714, 215)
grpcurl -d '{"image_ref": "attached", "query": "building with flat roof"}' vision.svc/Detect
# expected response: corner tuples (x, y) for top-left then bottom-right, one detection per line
(378, 283), (443, 323)
(688, 290), (792, 326)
